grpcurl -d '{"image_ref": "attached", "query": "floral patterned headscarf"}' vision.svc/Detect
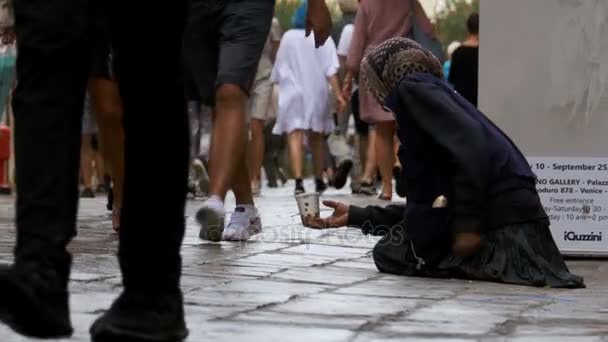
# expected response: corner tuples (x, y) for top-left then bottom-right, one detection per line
(361, 37), (443, 105)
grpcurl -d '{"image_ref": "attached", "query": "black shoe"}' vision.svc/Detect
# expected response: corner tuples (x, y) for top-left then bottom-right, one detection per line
(80, 188), (95, 198)
(393, 166), (408, 198)
(90, 290), (188, 342)
(0, 264), (72, 338)
(315, 178), (328, 194)
(106, 187), (114, 211)
(294, 179), (305, 195)
(267, 180), (278, 188)
(333, 159), (353, 190)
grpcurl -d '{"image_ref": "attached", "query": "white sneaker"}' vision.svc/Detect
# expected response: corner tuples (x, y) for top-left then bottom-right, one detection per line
(222, 206), (262, 241)
(196, 199), (225, 242)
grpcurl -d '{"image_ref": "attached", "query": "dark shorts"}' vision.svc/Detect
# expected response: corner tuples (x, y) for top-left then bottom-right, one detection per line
(183, 0), (274, 107)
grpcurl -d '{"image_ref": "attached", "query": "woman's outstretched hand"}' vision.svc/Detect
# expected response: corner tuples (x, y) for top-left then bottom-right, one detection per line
(303, 200), (350, 229)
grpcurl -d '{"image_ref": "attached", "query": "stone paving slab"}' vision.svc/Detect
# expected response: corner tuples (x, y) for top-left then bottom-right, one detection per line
(0, 182), (607, 341)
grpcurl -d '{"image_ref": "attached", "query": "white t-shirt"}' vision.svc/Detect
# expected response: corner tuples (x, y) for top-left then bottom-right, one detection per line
(337, 24), (354, 57)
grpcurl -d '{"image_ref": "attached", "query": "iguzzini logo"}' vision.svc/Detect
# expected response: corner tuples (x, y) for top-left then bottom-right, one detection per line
(563, 231), (603, 242)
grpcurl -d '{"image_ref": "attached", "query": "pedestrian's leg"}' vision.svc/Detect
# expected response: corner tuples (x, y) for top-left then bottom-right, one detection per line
(80, 134), (95, 196)
(89, 1), (189, 341)
(288, 130), (304, 179)
(189, 0), (273, 241)
(93, 144), (105, 190)
(0, 0), (91, 337)
(350, 134), (363, 191)
(231, 126), (254, 207)
(249, 118), (265, 192)
(90, 77), (124, 231)
(207, 85), (250, 199)
(248, 78), (271, 194)
(186, 100), (208, 198)
(360, 134), (369, 170)
(288, 130), (305, 194)
(393, 134), (401, 169)
(223, 134), (263, 241)
(310, 131), (329, 193)
(309, 132), (325, 178)
(323, 137), (335, 182)
(362, 127), (376, 180)
(375, 121), (395, 200)
(263, 120), (279, 187)
(113, 0), (188, 293)
(187, 100), (202, 159)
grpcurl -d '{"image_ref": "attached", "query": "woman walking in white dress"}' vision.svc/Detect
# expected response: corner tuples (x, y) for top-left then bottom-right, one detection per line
(272, 3), (346, 195)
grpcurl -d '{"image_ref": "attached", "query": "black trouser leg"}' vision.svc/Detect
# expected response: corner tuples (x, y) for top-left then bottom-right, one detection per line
(263, 119), (278, 186)
(13, 0), (91, 275)
(111, 2), (189, 292)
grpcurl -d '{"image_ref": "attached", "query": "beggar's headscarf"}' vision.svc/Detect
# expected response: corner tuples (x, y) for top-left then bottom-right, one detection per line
(361, 37), (443, 105)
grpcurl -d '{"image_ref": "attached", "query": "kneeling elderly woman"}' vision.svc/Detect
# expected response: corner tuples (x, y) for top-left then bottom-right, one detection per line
(304, 38), (584, 288)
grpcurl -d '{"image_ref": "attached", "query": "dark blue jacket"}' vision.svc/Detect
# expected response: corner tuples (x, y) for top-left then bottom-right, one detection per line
(348, 73), (547, 258)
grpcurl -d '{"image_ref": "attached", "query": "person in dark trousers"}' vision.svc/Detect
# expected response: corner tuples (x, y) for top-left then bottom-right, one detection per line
(0, 0), (191, 341)
(304, 38), (584, 289)
(449, 12), (479, 107)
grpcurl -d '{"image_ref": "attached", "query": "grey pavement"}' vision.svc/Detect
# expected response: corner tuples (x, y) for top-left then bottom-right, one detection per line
(0, 180), (607, 341)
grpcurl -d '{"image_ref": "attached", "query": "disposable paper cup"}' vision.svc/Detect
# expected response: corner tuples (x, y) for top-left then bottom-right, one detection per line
(295, 192), (320, 223)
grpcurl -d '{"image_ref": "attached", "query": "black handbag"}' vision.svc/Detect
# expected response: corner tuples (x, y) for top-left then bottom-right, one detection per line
(408, 0), (446, 62)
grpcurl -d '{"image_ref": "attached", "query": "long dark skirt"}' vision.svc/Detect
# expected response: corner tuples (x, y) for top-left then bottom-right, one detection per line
(372, 221), (585, 288)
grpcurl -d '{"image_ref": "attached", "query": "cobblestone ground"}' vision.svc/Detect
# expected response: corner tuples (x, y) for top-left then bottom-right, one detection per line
(0, 181), (607, 341)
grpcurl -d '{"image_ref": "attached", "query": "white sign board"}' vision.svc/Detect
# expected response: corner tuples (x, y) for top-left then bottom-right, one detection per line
(479, 0), (608, 255)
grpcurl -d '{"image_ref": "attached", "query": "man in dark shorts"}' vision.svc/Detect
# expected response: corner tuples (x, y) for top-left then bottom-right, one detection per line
(186, 0), (333, 241)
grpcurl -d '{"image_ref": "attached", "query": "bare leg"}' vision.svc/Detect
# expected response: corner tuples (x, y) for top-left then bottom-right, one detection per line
(93, 148), (105, 188)
(90, 78), (125, 210)
(249, 118), (265, 189)
(359, 134), (369, 170)
(361, 129), (377, 183)
(231, 132), (254, 206)
(80, 134), (94, 191)
(309, 132), (325, 179)
(375, 121), (395, 199)
(393, 134), (401, 168)
(208, 84), (250, 201)
(90, 78), (125, 232)
(288, 130), (304, 179)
